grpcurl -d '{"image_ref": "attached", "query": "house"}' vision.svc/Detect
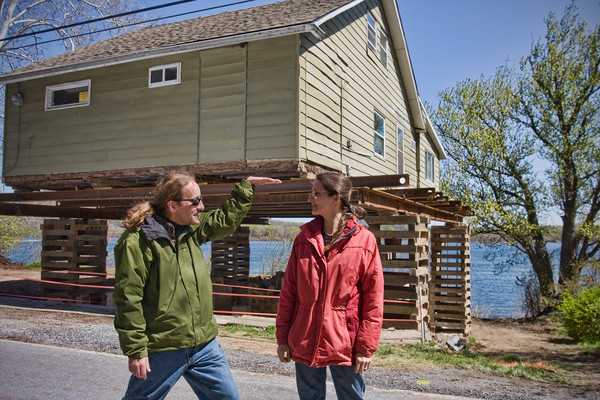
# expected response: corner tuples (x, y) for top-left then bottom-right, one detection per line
(0, 0), (470, 335)
(0, 0), (445, 192)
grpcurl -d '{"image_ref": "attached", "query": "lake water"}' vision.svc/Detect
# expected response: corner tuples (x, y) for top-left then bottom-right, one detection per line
(7, 239), (561, 319)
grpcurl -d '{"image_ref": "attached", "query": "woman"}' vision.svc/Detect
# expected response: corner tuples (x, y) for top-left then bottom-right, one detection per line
(276, 172), (384, 400)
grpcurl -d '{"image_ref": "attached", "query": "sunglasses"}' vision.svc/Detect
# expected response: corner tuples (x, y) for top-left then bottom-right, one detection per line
(173, 196), (203, 206)
(308, 190), (328, 198)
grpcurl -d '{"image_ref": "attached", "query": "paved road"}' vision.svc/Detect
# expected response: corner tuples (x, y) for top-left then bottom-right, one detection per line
(0, 339), (477, 400)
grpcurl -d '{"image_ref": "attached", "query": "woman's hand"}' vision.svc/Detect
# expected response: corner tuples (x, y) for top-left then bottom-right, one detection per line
(246, 176), (282, 186)
(277, 344), (291, 362)
(354, 353), (371, 374)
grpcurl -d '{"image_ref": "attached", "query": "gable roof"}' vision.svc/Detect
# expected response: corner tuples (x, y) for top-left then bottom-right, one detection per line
(0, 0), (353, 84)
(0, 0), (445, 158)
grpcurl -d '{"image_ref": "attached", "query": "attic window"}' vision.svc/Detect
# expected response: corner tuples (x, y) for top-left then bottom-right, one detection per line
(374, 111), (385, 157)
(426, 151), (435, 183)
(149, 62), (181, 88)
(379, 30), (388, 66)
(45, 79), (91, 111)
(367, 12), (377, 50)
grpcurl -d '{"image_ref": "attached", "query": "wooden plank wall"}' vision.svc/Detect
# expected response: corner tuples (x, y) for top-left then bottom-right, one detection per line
(429, 224), (471, 336)
(4, 53), (201, 176)
(40, 218), (108, 303)
(246, 36), (299, 160)
(3, 37), (298, 178)
(299, 0), (426, 181)
(210, 226), (250, 285)
(368, 215), (430, 331)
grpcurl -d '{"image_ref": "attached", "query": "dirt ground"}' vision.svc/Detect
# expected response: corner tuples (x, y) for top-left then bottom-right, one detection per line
(1, 263), (599, 398)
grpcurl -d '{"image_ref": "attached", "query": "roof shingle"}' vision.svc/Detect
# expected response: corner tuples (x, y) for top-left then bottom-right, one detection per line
(1, 0), (355, 80)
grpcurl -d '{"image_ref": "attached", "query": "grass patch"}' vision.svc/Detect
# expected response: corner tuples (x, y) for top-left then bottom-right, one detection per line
(219, 325), (574, 385)
(374, 342), (567, 383)
(221, 324), (276, 341)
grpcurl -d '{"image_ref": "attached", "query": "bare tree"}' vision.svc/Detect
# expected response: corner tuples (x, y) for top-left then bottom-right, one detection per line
(0, 0), (144, 72)
(0, 0), (147, 179)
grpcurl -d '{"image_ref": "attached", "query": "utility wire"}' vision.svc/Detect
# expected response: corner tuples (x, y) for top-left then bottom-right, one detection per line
(3, 2), (245, 52)
(2, 0), (258, 42)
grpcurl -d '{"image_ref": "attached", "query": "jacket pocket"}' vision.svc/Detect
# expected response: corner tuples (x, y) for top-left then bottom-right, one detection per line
(288, 303), (315, 361)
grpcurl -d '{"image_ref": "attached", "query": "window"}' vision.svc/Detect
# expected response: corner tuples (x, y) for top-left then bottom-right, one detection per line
(379, 30), (388, 66)
(374, 111), (385, 157)
(426, 151), (435, 183)
(45, 80), (91, 110)
(367, 13), (377, 50)
(149, 62), (181, 88)
(367, 13), (388, 67)
(397, 125), (404, 174)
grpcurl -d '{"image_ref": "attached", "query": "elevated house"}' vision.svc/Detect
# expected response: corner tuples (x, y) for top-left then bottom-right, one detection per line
(0, 0), (471, 335)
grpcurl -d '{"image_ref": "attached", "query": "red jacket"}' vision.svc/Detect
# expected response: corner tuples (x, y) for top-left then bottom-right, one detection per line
(276, 216), (384, 368)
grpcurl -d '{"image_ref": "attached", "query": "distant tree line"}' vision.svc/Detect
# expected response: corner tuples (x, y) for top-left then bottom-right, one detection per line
(248, 220), (301, 242)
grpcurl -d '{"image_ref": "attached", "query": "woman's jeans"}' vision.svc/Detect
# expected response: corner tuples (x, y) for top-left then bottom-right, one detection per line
(123, 338), (239, 400)
(295, 362), (365, 400)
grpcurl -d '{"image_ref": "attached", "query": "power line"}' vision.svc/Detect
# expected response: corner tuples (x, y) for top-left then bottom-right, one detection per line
(3, 3), (236, 52)
(2, 0), (258, 43)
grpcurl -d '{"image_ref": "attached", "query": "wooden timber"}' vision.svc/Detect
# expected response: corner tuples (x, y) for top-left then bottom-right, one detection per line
(368, 215), (430, 331)
(429, 224), (472, 336)
(40, 218), (108, 304)
(0, 174), (469, 223)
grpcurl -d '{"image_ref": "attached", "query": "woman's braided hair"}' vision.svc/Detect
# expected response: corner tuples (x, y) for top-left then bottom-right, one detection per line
(316, 172), (366, 250)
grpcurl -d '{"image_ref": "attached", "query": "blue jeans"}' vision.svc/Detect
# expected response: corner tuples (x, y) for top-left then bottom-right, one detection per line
(123, 338), (239, 400)
(295, 362), (365, 400)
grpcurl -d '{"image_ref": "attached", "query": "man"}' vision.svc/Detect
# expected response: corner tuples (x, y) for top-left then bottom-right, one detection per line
(113, 172), (281, 400)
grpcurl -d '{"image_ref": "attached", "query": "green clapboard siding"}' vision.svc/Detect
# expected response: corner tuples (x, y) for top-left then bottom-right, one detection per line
(198, 46), (247, 163)
(246, 36), (298, 160)
(4, 53), (201, 175)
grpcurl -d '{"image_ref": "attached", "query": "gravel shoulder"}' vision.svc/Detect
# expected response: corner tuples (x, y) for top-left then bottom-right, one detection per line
(1, 265), (599, 400)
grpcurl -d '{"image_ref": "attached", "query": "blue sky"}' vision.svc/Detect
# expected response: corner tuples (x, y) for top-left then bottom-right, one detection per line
(397, 0), (600, 108)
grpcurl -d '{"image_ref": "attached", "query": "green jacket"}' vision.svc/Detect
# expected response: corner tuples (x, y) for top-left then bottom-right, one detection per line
(113, 180), (254, 358)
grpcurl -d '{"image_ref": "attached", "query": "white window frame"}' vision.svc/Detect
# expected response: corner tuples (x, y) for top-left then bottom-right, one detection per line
(373, 111), (385, 158)
(379, 29), (388, 66)
(396, 125), (404, 174)
(426, 151), (435, 183)
(367, 12), (377, 51)
(148, 62), (181, 88)
(45, 79), (91, 111)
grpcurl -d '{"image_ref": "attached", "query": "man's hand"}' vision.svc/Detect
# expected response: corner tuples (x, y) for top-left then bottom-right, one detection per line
(354, 353), (371, 374)
(129, 356), (151, 380)
(246, 176), (282, 186)
(277, 344), (291, 362)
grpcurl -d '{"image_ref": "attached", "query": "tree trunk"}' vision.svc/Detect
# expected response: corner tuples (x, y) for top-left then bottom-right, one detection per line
(526, 235), (554, 299)
(559, 161), (579, 286)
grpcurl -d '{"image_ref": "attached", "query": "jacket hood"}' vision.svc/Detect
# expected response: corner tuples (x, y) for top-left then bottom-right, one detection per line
(139, 214), (169, 241)
(139, 213), (191, 242)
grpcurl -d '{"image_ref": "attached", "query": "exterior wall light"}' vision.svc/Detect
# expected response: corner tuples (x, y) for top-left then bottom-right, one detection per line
(11, 92), (23, 106)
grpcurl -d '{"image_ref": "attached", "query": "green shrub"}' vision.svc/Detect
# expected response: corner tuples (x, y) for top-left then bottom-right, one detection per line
(27, 261), (42, 269)
(557, 286), (600, 344)
(0, 216), (27, 255)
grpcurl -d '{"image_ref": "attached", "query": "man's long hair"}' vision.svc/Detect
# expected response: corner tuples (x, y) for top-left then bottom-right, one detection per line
(122, 173), (196, 230)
